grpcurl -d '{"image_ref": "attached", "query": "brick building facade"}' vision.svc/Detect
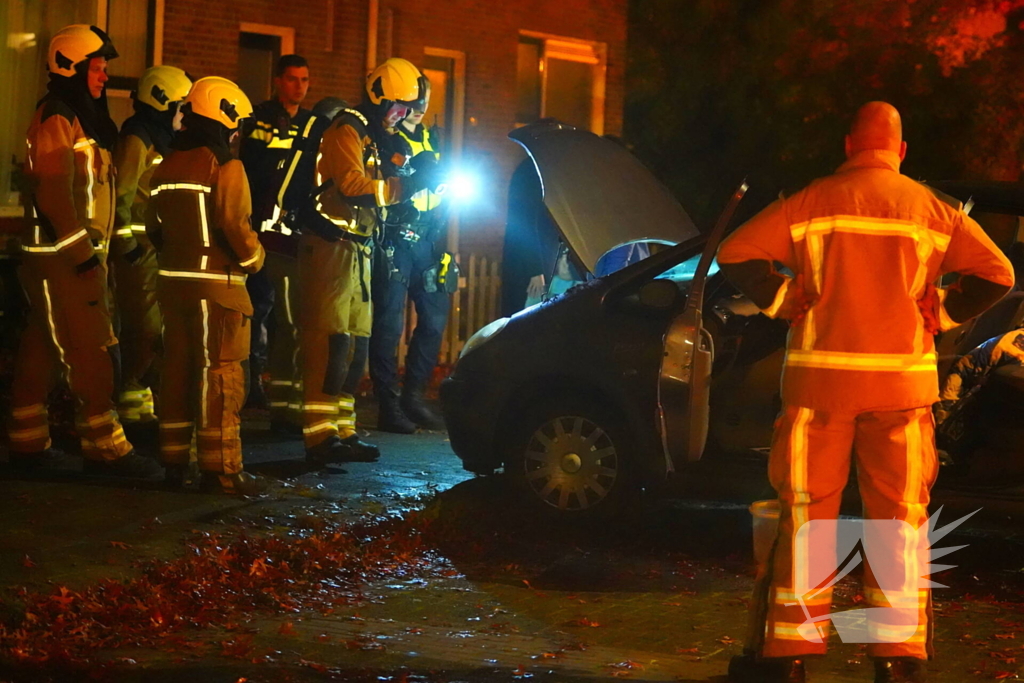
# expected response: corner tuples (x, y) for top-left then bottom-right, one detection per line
(161, 0), (627, 259)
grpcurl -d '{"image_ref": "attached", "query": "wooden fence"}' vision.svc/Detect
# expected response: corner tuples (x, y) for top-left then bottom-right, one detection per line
(396, 253), (502, 369)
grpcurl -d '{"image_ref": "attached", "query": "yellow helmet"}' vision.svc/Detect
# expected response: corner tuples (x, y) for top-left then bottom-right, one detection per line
(183, 76), (253, 130)
(365, 58), (422, 106)
(136, 65), (192, 112)
(48, 24), (118, 77)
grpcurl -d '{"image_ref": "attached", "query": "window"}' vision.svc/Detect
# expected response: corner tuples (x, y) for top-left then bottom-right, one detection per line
(515, 32), (607, 133)
(0, 0), (162, 213)
(237, 23), (295, 106)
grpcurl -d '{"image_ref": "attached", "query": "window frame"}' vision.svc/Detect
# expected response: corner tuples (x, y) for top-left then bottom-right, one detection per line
(517, 30), (607, 135)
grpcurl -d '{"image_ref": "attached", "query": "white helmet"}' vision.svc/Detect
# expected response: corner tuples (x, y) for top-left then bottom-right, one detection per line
(48, 24), (118, 77)
(183, 77), (254, 130)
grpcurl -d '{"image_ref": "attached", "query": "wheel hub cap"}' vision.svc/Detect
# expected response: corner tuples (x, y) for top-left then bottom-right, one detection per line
(561, 453), (582, 473)
(522, 415), (619, 512)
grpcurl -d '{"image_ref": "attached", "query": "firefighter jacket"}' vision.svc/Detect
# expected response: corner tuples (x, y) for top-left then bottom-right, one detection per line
(937, 328), (1024, 418)
(146, 135), (265, 314)
(314, 108), (406, 240)
(23, 97), (116, 271)
(717, 149), (1014, 413)
(112, 111), (168, 256)
(240, 99), (313, 250)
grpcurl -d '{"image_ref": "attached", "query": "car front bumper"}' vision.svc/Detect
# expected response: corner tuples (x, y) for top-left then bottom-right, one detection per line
(440, 375), (503, 474)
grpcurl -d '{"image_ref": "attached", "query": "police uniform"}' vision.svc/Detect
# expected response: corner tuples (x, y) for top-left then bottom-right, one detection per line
(370, 122), (450, 431)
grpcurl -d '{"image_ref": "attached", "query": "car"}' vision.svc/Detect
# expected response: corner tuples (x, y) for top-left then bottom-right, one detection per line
(440, 120), (1024, 519)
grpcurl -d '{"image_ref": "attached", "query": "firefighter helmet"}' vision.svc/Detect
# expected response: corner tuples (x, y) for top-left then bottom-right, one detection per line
(135, 65), (192, 112)
(47, 24), (118, 77)
(183, 77), (253, 130)
(365, 58), (422, 106)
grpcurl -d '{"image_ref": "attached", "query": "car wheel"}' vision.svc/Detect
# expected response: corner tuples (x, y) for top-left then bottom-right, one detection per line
(507, 395), (636, 520)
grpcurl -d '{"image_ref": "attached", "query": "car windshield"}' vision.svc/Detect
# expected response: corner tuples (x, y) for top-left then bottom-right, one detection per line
(654, 252), (719, 284)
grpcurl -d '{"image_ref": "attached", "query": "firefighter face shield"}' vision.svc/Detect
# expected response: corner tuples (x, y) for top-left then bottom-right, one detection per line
(384, 102), (412, 128)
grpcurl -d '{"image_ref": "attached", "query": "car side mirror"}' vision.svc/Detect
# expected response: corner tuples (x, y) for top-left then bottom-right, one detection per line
(638, 278), (681, 310)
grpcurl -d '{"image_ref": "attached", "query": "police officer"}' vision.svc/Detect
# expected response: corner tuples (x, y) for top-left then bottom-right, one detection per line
(240, 54), (312, 414)
(9, 25), (161, 479)
(720, 102), (1014, 683)
(296, 58), (434, 465)
(112, 65), (193, 425)
(370, 75), (449, 433)
(147, 77), (266, 495)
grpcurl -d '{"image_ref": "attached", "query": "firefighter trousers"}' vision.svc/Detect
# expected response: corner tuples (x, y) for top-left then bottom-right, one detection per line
(112, 240), (161, 421)
(264, 251), (301, 425)
(748, 404), (939, 660)
(9, 257), (132, 461)
(158, 288), (250, 474)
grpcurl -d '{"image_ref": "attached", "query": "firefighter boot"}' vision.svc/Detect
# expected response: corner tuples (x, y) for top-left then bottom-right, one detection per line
(377, 393), (417, 434)
(340, 434), (381, 461)
(728, 653), (806, 683)
(400, 382), (445, 431)
(83, 450), (165, 481)
(200, 471), (272, 496)
(875, 659), (927, 683)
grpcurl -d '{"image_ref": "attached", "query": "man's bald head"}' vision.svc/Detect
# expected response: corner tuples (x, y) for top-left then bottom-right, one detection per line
(845, 101), (907, 161)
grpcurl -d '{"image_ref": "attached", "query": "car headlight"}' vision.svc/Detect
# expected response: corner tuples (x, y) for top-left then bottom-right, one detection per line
(460, 317), (509, 358)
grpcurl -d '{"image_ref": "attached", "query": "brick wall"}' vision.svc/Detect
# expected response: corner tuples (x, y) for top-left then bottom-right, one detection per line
(160, 0), (628, 261)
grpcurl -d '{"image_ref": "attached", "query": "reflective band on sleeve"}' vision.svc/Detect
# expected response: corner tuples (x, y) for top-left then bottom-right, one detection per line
(763, 277), (792, 318)
(82, 144), (95, 220)
(239, 251), (261, 268)
(54, 228), (89, 251)
(303, 403), (338, 413)
(198, 193), (210, 247)
(374, 179), (387, 207)
(115, 227), (134, 238)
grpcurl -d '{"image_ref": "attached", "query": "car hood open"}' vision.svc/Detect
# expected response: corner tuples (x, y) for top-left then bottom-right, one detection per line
(509, 120), (699, 275)
(929, 180), (1024, 216)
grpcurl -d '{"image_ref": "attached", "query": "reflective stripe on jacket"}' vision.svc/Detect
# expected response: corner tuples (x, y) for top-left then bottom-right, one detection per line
(146, 147), (264, 310)
(23, 100), (115, 267)
(113, 131), (162, 255)
(718, 149), (1014, 413)
(314, 109), (405, 239)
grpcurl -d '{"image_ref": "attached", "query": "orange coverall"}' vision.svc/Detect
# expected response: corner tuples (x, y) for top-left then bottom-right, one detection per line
(718, 149), (1014, 660)
(147, 143), (264, 475)
(10, 97), (132, 462)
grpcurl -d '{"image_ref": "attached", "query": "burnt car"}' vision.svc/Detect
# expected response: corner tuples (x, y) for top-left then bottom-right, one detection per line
(440, 121), (1024, 518)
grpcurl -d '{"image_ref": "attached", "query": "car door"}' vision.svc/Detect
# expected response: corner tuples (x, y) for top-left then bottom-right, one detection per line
(658, 182), (748, 471)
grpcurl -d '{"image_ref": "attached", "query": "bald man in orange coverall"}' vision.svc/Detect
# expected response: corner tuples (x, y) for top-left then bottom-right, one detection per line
(720, 102), (1014, 683)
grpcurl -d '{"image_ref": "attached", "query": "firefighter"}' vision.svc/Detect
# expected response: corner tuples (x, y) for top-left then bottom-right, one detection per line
(370, 75), (451, 433)
(147, 76), (267, 495)
(936, 326), (1024, 425)
(111, 65), (193, 424)
(296, 57), (435, 465)
(268, 96), (351, 433)
(9, 25), (161, 479)
(240, 54), (312, 415)
(719, 102), (1014, 683)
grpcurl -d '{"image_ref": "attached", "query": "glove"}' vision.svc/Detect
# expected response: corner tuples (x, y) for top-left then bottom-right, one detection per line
(402, 152), (444, 197)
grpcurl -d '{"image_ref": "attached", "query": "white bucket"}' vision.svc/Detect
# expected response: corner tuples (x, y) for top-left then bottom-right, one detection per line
(749, 499), (781, 571)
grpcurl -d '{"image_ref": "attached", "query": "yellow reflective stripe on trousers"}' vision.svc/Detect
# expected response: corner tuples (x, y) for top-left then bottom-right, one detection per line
(772, 620), (828, 641)
(12, 403), (47, 419)
(303, 421), (335, 435)
(200, 299), (210, 428)
(790, 408), (813, 594)
(160, 421), (194, 430)
(158, 269), (247, 284)
(786, 350), (937, 372)
(9, 425), (50, 441)
(54, 228), (90, 251)
(303, 403), (338, 413)
(42, 279), (69, 374)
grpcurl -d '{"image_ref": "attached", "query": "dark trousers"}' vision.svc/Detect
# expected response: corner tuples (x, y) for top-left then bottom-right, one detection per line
(369, 239), (450, 399)
(246, 267), (274, 371)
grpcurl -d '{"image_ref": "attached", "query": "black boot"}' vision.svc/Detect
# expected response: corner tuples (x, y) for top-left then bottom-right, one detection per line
(377, 394), (417, 434)
(875, 658), (927, 683)
(728, 653), (806, 683)
(400, 382), (445, 431)
(8, 449), (78, 474)
(339, 434), (381, 461)
(199, 471), (272, 496)
(83, 450), (164, 481)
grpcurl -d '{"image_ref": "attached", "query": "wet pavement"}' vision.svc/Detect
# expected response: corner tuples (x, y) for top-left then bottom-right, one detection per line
(2, 408), (1024, 682)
